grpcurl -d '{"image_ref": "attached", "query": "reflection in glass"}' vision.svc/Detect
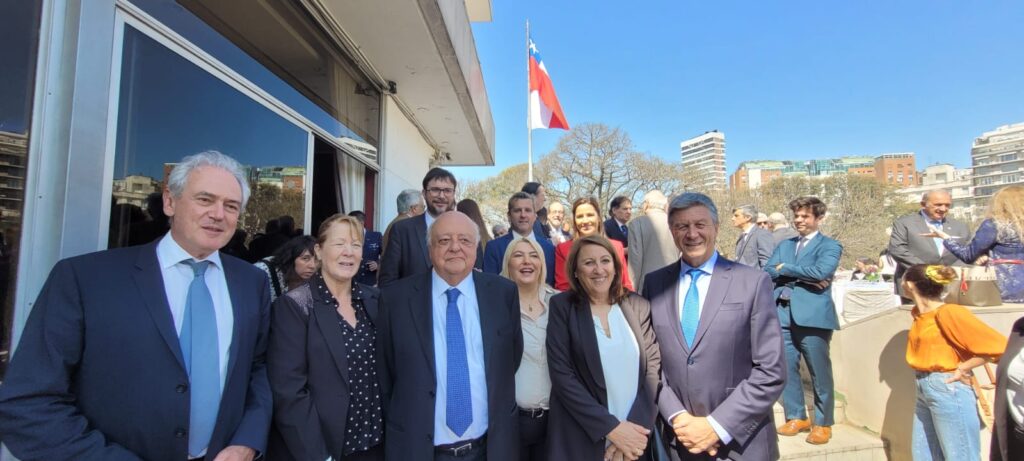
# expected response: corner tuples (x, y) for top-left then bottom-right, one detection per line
(111, 26), (309, 258)
(0, 0), (42, 377)
(130, 0), (380, 162)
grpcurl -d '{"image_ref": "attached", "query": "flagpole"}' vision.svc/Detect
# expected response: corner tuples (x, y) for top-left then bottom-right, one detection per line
(526, 19), (533, 182)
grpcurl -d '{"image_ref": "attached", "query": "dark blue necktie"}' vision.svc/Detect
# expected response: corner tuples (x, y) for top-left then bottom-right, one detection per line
(445, 288), (472, 436)
(180, 260), (221, 457)
(681, 269), (702, 347)
(621, 224), (628, 238)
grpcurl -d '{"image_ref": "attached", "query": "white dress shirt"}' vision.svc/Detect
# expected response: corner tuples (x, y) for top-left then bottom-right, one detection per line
(673, 251), (731, 443)
(156, 233), (234, 392)
(796, 231), (819, 256)
(512, 229), (537, 241)
(595, 304), (640, 423)
(431, 271), (489, 444)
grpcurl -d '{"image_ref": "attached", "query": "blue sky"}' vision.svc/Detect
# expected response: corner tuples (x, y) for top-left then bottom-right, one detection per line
(451, 0), (1024, 181)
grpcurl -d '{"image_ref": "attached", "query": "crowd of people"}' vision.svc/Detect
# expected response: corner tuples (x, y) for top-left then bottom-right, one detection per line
(0, 150), (1022, 461)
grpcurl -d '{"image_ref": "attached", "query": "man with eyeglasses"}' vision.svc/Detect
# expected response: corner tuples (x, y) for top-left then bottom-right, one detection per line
(379, 167), (483, 285)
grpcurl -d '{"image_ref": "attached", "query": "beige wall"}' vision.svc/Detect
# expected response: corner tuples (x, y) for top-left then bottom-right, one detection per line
(833, 304), (1024, 460)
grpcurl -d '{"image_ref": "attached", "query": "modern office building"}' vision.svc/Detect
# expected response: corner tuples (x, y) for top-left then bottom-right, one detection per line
(680, 130), (727, 190)
(0, 0), (497, 395)
(971, 123), (1024, 201)
(730, 153), (917, 190)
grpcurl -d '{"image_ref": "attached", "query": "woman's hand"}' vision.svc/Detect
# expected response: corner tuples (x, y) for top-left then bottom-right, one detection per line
(945, 367), (973, 386)
(920, 225), (951, 240)
(606, 421), (649, 461)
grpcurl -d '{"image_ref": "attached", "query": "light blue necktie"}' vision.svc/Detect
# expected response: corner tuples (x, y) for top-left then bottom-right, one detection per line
(681, 269), (703, 348)
(444, 288), (473, 436)
(180, 260), (221, 457)
(928, 219), (944, 254)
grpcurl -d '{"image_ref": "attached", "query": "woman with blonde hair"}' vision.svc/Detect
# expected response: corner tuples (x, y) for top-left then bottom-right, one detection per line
(500, 237), (559, 460)
(925, 185), (1024, 302)
(903, 264), (1006, 460)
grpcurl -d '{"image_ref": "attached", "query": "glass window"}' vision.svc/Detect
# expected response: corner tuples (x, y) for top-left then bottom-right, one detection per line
(0, 0), (42, 377)
(110, 25), (309, 258)
(129, 0), (380, 163)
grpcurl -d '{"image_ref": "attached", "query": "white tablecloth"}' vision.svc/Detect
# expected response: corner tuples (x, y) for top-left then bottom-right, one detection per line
(832, 280), (902, 324)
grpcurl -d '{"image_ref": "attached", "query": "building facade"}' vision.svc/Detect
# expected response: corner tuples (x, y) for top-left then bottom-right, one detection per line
(0, 0), (497, 403)
(971, 123), (1024, 202)
(680, 130), (727, 190)
(730, 153), (916, 190)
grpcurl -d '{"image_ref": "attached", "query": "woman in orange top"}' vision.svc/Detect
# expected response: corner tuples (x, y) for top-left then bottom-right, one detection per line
(904, 264), (1007, 461)
(554, 197), (633, 292)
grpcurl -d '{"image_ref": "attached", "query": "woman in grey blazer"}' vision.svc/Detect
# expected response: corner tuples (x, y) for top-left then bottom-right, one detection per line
(546, 235), (661, 461)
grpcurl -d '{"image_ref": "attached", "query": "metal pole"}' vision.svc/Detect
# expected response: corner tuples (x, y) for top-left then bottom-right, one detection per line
(526, 19), (533, 182)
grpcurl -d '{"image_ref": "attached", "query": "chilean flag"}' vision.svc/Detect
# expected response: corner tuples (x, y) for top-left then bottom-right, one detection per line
(528, 37), (569, 130)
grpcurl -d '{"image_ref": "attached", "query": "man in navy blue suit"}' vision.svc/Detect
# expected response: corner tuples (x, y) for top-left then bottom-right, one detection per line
(482, 192), (555, 286)
(349, 210), (383, 286)
(604, 195), (632, 249)
(0, 151), (272, 461)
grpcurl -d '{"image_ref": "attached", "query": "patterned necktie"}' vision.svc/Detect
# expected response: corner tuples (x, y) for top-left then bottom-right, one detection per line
(180, 260), (221, 457)
(444, 288), (473, 436)
(680, 269), (703, 348)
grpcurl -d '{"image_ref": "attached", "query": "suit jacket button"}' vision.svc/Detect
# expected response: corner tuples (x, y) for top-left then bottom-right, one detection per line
(176, 384), (188, 393)
(429, 390), (436, 398)
(175, 428), (187, 438)
(687, 357), (695, 365)
(427, 434), (432, 440)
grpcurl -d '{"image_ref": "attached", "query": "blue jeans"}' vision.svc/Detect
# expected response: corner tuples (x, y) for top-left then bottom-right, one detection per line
(912, 371), (981, 461)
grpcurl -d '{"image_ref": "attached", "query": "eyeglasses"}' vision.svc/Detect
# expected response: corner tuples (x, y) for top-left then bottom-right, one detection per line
(426, 187), (455, 196)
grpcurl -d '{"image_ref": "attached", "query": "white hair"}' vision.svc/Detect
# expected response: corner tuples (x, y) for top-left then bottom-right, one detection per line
(167, 150), (250, 208)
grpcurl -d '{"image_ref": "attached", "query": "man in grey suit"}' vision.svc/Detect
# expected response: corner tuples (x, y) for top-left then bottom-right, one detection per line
(887, 190), (969, 297)
(643, 192), (785, 460)
(732, 205), (775, 269)
(628, 190), (678, 293)
(768, 212), (799, 244)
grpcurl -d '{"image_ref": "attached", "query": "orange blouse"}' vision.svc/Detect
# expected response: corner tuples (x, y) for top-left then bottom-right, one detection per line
(906, 303), (1007, 372)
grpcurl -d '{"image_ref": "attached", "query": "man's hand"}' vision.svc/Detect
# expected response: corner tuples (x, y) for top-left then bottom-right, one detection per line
(604, 444), (626, 461)
(809, 279), (831, 290)
(213, 445), (256, 461)
(672, 414), (721, 456)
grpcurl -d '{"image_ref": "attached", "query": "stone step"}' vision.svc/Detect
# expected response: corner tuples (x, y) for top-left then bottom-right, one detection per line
(778, 423), (886, 460)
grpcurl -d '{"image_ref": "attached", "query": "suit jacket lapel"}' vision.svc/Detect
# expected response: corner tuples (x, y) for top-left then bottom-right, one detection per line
(310, 287), (350, 384)
(659, 264), (689, 354)
(133, 243), (186, 372)
(415, 215), (431, 268)
(409, 274), (435, 372)
(796, 235), (823, 264)
(576, 297), (607, 395)
(618, 296), (646, 382)
(474, 273), (506, 387)
(692, 258), (731, 350)
(221, 258), (246, 386)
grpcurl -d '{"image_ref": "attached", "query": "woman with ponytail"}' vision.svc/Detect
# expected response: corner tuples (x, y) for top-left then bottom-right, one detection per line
(903, 264), (1007, 460)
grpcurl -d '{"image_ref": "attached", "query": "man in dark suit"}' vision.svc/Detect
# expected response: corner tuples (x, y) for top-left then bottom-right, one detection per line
(765, 196), (843, 445)
(482, 192), (555, 286)
(378, 168), (482, 286)
(382, 188), (424, 255)
(887, 190), (969, 297)
(0, 151), (272, 461)
(378, 211), (523, 461)
(349, 210), (383, 286)
(643, 192), (785, 460)
(732, 204), (775, 269)
(604, 196), (632, 249)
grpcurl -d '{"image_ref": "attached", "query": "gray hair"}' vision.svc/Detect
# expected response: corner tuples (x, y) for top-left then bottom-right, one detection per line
(426, 211), (481, 248)
(642, 190), (668, 209)
(668, 192), (719, 225)
(492, 223), (508, 235)
(397, 189), (422, 213)
(167, 150), (250, 208)
(769, 212), (788, 226)
(732, 204), (757, 220)
(922, 190), (951, 203)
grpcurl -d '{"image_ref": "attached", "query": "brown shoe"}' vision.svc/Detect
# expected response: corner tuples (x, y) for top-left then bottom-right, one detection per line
(806, 426), (832, 444)
(777, 418), (811, 436)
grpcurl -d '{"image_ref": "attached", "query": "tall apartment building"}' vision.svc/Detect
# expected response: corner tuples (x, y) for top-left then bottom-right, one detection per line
(729, 153), (914, 190)
(680, 130), (727, 190)
(971, 123), (1024, 201)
